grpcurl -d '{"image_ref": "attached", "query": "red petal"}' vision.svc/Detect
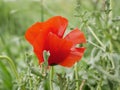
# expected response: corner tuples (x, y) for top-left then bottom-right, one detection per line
(25, 22), (43, 45)
(60, 47), (86, 67)
(65, 28), (86, 44)
(47, 32), (73, 66)
(45, 16), (68, 38)
(25, 16), (68, 64)
(33, 30), (48, 63)
(25, 16), (68, 45)
(34, 49), (44, 63)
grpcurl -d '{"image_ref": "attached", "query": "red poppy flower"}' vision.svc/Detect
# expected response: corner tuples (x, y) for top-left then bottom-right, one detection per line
(25, 16), (86, 67)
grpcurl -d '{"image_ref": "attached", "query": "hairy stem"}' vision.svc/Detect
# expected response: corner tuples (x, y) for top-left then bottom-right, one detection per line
(50, 66), (54, 90)
(88, 26), (105, 49)
(87, 40), (105, 51)
(41, 0), (44, 22)
(75, 63), (79, 90)
(80, 80), (85, 90)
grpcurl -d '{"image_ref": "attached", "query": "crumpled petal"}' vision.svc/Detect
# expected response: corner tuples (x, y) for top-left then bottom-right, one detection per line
(65, 28), (86, 45)
(25, 16), (68, 63)
(47, 32), (73, 65)
(45, 16), (68, 37)
(25, 16), (68, 45)
(60, 47), (86, 67)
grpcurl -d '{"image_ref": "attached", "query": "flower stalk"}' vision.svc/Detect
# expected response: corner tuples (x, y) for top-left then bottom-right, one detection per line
(41, 0), (44, 22)
(50, 66), (54, 90)
(88, 26), (105, 49)
(75, 63), (79, 90)
(87, 40), (105, 51)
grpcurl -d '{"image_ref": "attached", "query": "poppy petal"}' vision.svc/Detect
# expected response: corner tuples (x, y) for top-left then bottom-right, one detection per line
(25, 16), (68, 63)
(32, 30), (48, 63)
(47, 32), (73, 66)
(65, 28), (86, 44)
(34, 49), (44, 63)
(60, 47), (86, 67)
(25, 16), (68, 45)
(25, 22), (43, 45)
(45, 16), (68, 37)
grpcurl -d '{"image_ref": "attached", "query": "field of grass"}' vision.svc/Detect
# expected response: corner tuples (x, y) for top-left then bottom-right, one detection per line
(0, 0), (120, 90)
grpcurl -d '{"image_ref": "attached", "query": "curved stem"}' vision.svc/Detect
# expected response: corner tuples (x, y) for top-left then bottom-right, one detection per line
(75, 63), (79, 90)
(0, 55), (19, 79)
(50, 66), (54, 90)
(87, 40), (105, 51)
(88, 26), (105, 49)
(41, 0), (44, 22)
(80, 80), (85, 90)
(109, 0), (112, 18)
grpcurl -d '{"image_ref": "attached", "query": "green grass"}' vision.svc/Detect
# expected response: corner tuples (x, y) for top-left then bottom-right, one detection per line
(0, 0), (120, 90)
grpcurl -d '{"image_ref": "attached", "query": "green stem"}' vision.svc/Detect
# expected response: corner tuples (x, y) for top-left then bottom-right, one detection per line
(88, 26), (105, 49)
(87, 40), (105, 51)
(109, 0), (112, 18)
(50, 66), (54, 90)
(75, 63), (79, 90)
(28, 67), (32, 90)
(80, 80), (85, 90)
(108, 53), (115, 69)
(41, 0), (44, 22)
(0, 55), (19, 79)
(106, 0), (112, 18)
(110, 56), (115, 69)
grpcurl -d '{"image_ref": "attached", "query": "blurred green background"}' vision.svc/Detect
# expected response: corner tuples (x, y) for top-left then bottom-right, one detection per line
(0, 0), (120, 90)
